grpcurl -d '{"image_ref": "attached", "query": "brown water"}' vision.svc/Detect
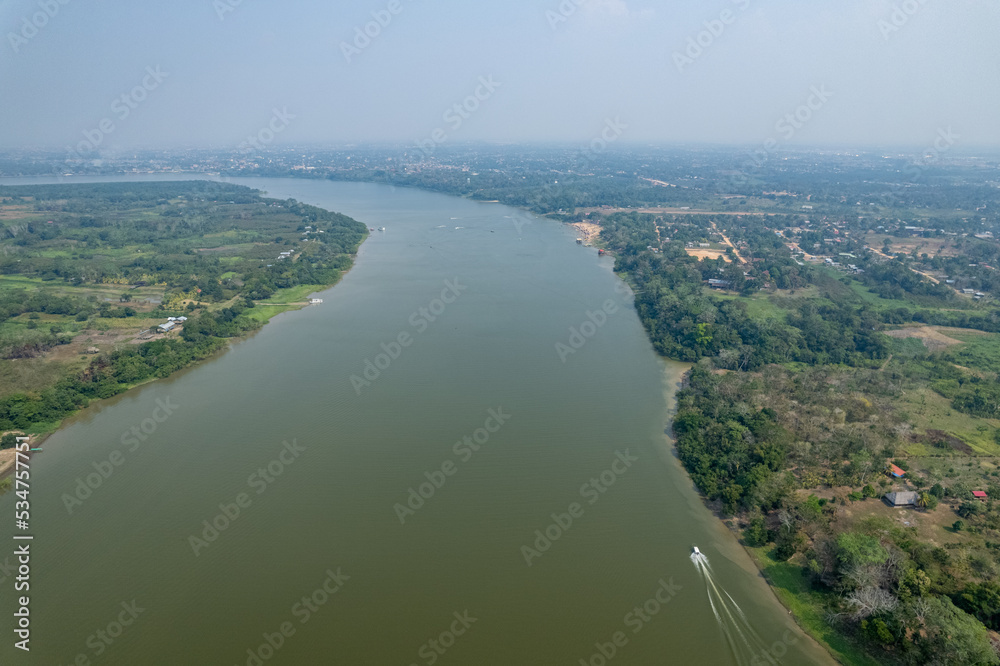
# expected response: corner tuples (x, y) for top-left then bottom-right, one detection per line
(0, 176), (833, 665)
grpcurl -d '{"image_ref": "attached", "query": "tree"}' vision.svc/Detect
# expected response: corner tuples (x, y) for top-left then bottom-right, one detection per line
(847, 586), (898, 619)
(906, 596), (998, 666)
(958, 500), (983, 518)
(743, 515), (770, 547)
(959, 582), (1000, 630)
(837, 532), (889, 570)
(0, 433), (17, 450)
(861, 617), (895, 645)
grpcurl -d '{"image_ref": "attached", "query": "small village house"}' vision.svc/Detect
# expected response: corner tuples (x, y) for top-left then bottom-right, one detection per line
(884, 491), (919, 508)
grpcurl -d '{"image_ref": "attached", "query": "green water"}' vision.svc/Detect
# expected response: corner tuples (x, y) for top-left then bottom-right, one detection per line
(0, 177), (833, 665)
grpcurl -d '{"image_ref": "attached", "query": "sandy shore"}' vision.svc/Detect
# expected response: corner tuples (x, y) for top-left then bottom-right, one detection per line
(0, 448), (15, 480)
(569, 222), (601, 244)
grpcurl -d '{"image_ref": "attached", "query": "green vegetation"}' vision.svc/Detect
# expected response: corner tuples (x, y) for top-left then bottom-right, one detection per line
(0, 182), (366, 433)
(597, 205), (1000, 664)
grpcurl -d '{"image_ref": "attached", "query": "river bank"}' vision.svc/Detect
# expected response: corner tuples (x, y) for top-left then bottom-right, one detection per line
(0, 182), (368, 440)
(0, 176), (836, 665)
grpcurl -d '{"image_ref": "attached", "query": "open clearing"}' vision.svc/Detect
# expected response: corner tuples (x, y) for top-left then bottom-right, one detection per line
(569, 222), (601, 244)
(867, 233), (963, 258)
(885, 325), (966, 351)
(685, 248), (732, 262)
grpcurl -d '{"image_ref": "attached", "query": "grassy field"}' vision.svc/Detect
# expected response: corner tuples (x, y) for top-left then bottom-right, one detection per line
(0, 274), (167, 303)
(896, 383), (1000, 456)
(244, 283), (329, 323)
(746, 547), (881, 666)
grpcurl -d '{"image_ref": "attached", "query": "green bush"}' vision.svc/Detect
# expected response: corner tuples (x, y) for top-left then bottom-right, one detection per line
(743, 516), (770, 547)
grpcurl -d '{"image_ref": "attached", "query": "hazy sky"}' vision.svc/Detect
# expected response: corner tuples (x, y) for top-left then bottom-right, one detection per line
(1, 0), (997, 152)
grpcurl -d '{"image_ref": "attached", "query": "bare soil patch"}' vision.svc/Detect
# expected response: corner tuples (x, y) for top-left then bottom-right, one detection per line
(885, 326), (964, 351)
(570, 222), (601, 244)
(685, 248), (732, 262)
(911, 430), (974, 454)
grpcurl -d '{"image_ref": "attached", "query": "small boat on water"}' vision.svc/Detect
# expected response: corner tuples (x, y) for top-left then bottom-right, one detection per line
(693, 546), (701, 555)
(378, 227), (386, 232)
(576, 238), (583, 245)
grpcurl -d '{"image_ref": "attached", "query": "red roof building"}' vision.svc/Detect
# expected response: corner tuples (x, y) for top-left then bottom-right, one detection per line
(889, 464), (906, 478)
(973, 491), (988, 500)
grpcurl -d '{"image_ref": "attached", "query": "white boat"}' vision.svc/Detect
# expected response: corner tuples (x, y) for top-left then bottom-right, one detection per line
(693, 546), (701, 555)
(378, 227), (386, 232)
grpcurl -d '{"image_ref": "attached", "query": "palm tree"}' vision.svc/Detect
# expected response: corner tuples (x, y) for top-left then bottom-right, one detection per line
(917, 492), (931, 508)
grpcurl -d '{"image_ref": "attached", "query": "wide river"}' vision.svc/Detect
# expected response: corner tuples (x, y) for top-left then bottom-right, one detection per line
(0, 176), (833, 665)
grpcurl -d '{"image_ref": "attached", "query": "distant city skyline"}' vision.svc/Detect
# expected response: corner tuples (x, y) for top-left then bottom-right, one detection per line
(2, 0), (998, 151)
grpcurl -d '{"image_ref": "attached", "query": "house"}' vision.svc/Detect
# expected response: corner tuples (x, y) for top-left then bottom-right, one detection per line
(973, 491), (988, 501)
(707, 279), (731, 289)
(157, 322), (176, 333)
(177, 316), (188, 322)
(885, 491), (919, 507)
(888, 463), (906, 478)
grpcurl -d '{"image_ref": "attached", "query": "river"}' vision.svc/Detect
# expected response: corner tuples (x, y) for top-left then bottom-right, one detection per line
(0, 176), (833, 665)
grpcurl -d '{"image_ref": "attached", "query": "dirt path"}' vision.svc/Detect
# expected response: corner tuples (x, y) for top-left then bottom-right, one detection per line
(866, 246), (942, 285)
(711, 222), (747, 264)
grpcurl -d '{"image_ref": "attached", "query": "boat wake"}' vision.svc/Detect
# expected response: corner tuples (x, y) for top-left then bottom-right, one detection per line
(690, 549), (780, 665)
